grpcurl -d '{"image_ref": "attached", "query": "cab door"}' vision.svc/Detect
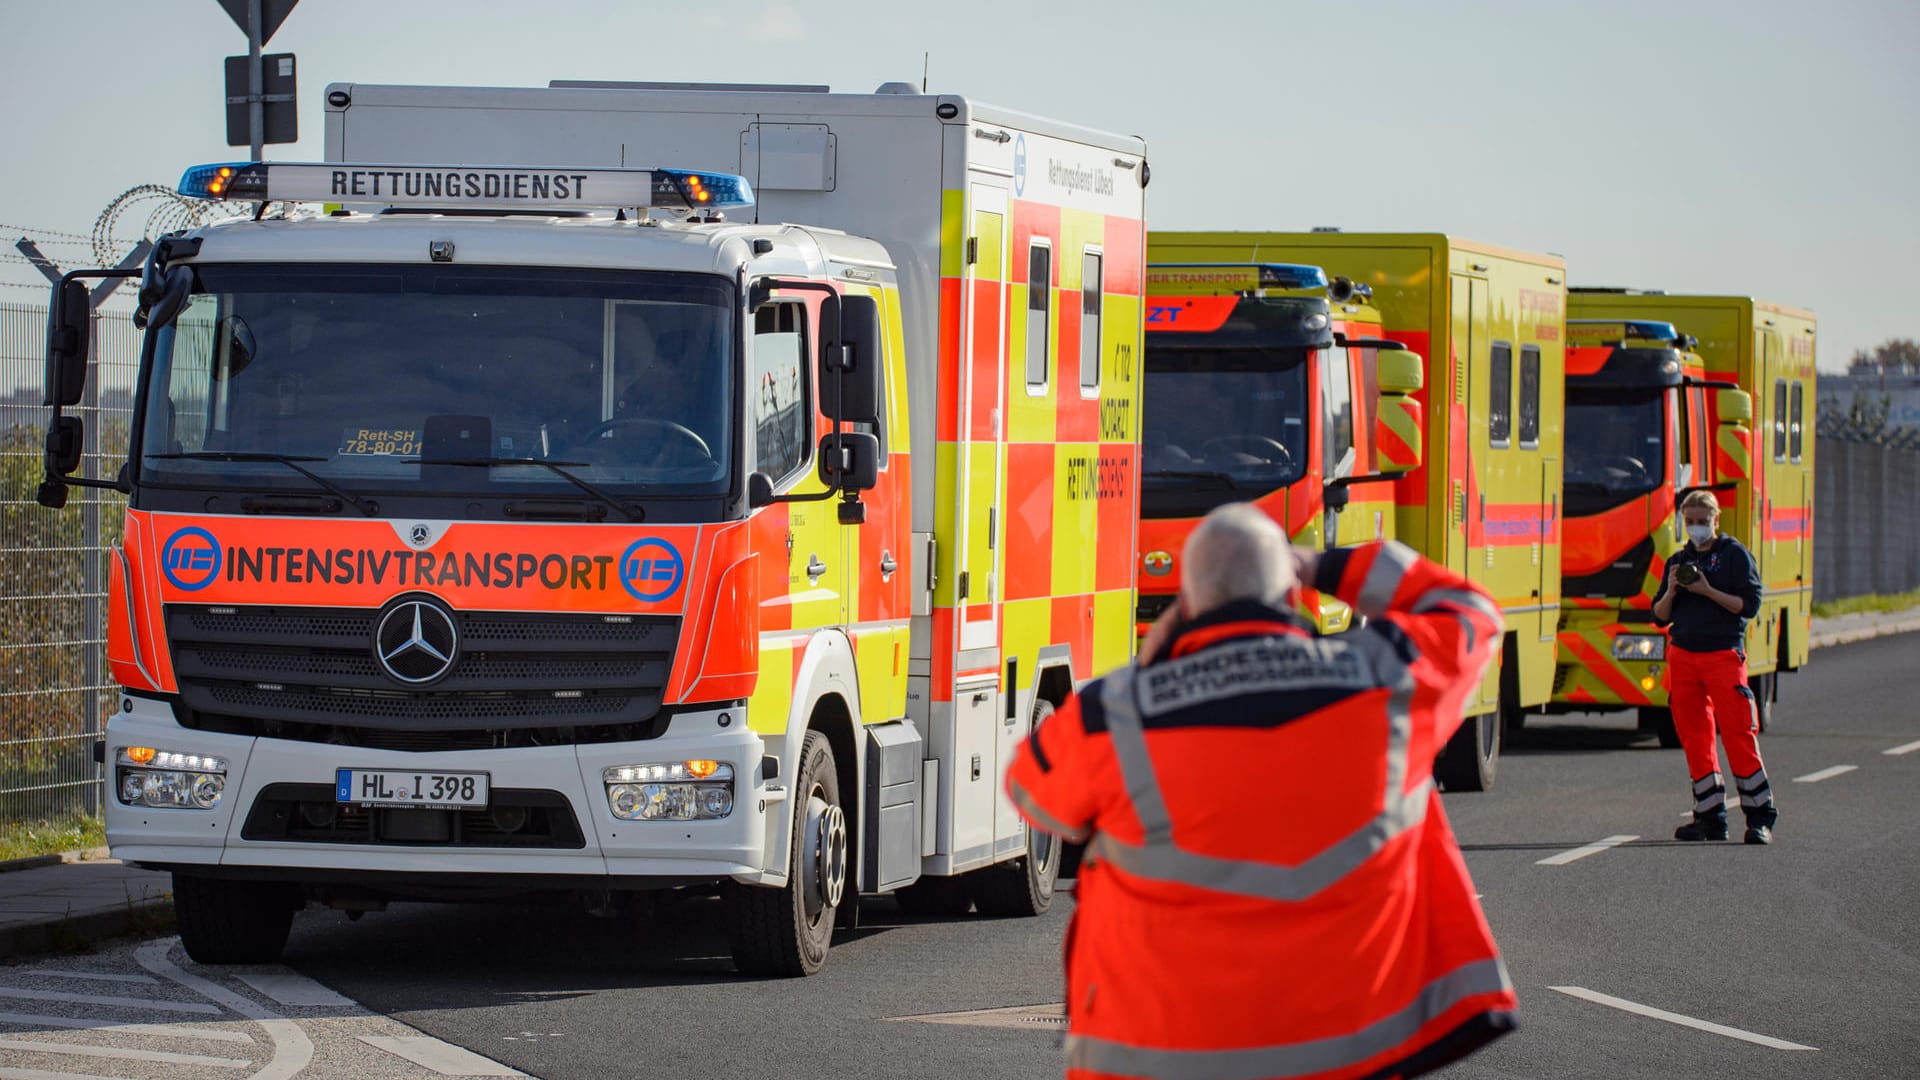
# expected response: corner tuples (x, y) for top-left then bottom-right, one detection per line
(958, 184), (1008, 652)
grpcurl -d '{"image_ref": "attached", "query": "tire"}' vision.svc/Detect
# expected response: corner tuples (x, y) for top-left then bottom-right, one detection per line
(1639, 706), (1682, 749)
(724, 730), (845, 977)
(1435, 708), (1500, 792)
(892, 875), (973, 917)
(172, 874), (299, 964)
(1748, 671), (1775, 733)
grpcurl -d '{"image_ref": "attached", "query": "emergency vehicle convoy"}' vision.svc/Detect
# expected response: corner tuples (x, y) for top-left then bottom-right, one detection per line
(1146, 232), (1567, 791)
(1548, 291), (1815, 736)
(1137, 261), (1424, 633)
(33, 81), (1147, 974)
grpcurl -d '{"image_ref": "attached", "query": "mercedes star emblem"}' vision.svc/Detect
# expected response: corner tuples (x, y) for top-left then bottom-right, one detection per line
(374, 598), (459, 684)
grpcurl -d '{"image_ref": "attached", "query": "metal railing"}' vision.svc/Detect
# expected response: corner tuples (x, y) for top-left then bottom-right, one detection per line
(1, 301), (139, 823)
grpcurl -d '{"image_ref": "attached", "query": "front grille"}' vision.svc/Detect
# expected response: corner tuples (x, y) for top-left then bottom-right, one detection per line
(242, 782), (585, 848)
(166, 602), (679, 748)
(1136, 593), (1177, 624)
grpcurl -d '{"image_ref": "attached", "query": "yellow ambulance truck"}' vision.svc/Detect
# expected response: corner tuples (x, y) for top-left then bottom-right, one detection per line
(1148, 233), (1567, 790)
(1551, 291), (1815, 734)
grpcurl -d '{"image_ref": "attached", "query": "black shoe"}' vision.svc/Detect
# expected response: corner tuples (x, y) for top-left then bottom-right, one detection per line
(1744, 825), (1773, 845)
(1675, 821), (1729, 842)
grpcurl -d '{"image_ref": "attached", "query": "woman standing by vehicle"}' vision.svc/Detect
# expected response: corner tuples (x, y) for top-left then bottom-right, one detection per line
(1652, 490), (1776, 845)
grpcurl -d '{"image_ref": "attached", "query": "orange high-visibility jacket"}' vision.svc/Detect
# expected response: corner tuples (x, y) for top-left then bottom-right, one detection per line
(1008, 541), (1516, 1080)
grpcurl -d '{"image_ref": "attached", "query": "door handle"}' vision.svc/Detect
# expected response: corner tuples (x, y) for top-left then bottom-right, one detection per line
(879, 551), (897, 577)
(806, 554), (827, 583)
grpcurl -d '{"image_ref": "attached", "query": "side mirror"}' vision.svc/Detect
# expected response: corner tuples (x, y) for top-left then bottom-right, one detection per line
(1375, 348), (1423, 393)
(1714, 386), (1752, 427)
(820, 294), (883, 425)
(44, 280), (92, 408)
(44, 415), (84, 477)
(747, 471), (776, 508)
(143, 265), (195, 332)
(818, 431), (879, 492)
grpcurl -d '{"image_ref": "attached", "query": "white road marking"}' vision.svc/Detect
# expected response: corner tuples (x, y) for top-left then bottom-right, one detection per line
(0, 1067), (132, 1080)
(1550, 986), (1816, 1050)
(1792, 765), (1858, 783)
(0, 1011), (254, 1043)
(1883, 738), (1920, 756)
(13, 970), (158, 986)
(136, 939), (314, 1080)
(234, 972), (354, 1007)
(1536, 835), (1638, 866)
(0, 1035), (251, 1068)
(0, 984), (221, 1015)
(357, 1035), (526, 1076)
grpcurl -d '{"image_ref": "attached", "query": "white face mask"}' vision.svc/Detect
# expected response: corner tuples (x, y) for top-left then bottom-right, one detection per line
(1685, 523), (1715, 545)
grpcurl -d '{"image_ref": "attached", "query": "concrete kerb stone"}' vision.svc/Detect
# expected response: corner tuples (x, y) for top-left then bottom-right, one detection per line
(1808, 607), (1920, 650)
(0, 846), (111, 875)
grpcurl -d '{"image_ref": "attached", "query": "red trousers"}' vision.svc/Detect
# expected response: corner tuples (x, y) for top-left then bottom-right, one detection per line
(1669, 645), (1774, 822)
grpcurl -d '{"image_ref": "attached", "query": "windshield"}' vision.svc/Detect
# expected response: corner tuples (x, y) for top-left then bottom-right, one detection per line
(139, 264), (735, 513)
(1564, 386), (1665, 516)
(1140, 346), (1309, 519)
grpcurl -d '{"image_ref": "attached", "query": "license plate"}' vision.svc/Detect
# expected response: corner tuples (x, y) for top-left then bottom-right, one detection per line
(335, 768), (489, 809)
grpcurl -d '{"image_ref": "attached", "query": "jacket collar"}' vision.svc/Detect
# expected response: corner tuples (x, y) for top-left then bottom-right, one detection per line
(1163, 599), (1316, 662)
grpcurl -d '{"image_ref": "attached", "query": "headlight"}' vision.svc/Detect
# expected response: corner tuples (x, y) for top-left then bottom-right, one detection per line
(603, 762), (734, 820)
(116, 747), (227, 809)
(1612, 634), (1667, 661)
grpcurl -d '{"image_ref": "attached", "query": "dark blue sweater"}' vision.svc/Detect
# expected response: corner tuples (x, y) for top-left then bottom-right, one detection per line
(1652, 536), (1762, 653)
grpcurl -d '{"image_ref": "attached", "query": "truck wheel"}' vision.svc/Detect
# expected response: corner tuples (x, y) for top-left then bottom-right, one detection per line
(1748, 672), (1775, 733)
(724, 731), (844, 977)
(173, 874), (299, 964)
(1435, 709), (1500, 792)
(970, 697), (1060, 917)
(1638, 707), (1682, 749)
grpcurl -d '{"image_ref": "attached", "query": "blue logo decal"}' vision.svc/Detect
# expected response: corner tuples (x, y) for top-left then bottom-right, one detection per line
(160, 527), (222, 592)
(1013, 134), (1027, 197)
(619, 538), (685, 603)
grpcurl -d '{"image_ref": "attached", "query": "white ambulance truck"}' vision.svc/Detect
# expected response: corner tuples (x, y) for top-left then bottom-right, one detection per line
(45, 81), (1145, 976)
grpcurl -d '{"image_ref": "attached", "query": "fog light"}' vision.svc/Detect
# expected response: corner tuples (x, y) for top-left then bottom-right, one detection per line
(1640, 675), (1658, 691)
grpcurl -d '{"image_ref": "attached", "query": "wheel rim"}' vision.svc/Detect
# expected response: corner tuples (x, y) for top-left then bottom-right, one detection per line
(1030, 826), (1055, 876)
(801, 791), (846, 920)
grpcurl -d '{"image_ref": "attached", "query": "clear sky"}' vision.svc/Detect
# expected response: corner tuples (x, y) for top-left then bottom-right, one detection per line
(2, 0), (1914, 370)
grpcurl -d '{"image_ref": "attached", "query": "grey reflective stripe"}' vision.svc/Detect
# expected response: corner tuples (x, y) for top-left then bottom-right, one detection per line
(1064, 958), (1513, 1080)
(1356, 541), (1419, 619)
(1410, 587), (1506, 633)
(1103, 673), (1176, 845)
(1735, 769), (1770, 792)
(1087, 783), (1433, 903)
(1008, 779), (1090, 843)
(1095, 631), (1425, 903)
(1696, 792), (1726, 813)
(1692, 773), (1724, 796)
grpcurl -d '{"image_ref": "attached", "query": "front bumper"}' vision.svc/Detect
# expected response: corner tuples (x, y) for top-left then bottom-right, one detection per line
(104, 695), (782, 887)
(1550, 610), (1667, 711)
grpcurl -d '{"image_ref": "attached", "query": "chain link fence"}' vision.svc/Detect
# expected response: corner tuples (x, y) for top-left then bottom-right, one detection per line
(2, 301), (139, 823)
(1814, 421), (1920, 603)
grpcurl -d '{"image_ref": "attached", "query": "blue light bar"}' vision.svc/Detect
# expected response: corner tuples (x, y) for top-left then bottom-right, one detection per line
(174, 161), (756, 212)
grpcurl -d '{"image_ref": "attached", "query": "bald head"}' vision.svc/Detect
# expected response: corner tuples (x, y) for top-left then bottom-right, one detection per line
(1179, 503), (1297, 615)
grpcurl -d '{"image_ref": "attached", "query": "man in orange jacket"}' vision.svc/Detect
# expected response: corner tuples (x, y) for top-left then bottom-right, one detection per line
(1007, 504), (1516, 1080)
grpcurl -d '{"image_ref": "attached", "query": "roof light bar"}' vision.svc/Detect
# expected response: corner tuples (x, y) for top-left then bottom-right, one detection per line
(1146, 263), (1331, 295)
(176, 161), (755, 211)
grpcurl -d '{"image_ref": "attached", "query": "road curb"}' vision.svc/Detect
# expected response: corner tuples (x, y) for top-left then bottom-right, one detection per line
(1809, 615), (1920, 650)
(0, 847), (112, 875)
(0, 896), (174, 961)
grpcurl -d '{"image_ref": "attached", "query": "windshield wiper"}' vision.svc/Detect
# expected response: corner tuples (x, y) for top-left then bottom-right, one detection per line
(147, 452), (379, 516)
(1142, 469), (1241, 488)
(405, 457), (644, 522)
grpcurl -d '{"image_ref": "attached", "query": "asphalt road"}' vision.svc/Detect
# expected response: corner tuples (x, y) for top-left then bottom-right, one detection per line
(4, 633), (1911, 1078)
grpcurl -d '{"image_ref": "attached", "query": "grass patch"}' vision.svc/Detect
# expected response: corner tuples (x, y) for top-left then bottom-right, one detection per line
(0, 814), (105, 862)
(1813, 588), (1920, 619)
